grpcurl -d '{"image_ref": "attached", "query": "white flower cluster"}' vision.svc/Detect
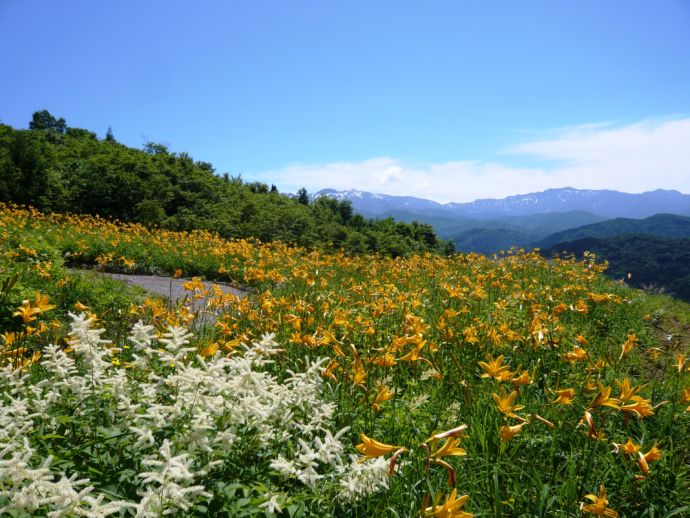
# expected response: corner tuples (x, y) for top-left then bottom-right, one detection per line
(0, 313), (389, 516)
(336, 455), (391, 503)
(0, 438), (132, 517)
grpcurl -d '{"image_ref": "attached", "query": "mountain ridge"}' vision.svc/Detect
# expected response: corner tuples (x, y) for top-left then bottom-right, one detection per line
(537, 213), (690, 249)
(313, 187), (690, 220)
(311, 188), (690, 255)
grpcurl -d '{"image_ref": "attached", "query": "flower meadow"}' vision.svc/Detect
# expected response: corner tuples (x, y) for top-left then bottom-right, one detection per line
(1, 203), (690, 516)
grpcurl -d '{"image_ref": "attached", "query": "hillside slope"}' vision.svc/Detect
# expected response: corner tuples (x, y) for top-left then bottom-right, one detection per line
(544, 234), (690, 301)
(0, 111), (450, 257)
(538, 213), (690, 248)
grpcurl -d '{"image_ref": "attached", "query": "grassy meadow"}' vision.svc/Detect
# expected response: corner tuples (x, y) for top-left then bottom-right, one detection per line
(1, 202), (689, 517)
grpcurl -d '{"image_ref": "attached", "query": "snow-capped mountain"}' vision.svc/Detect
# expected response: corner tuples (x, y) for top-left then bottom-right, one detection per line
(445, 188), (690, 219)
(312, 189), (444, 217)
(313, 187), (690, 220)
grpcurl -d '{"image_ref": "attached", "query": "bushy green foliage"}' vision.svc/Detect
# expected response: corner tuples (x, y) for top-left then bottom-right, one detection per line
(0, 112), (451, 257)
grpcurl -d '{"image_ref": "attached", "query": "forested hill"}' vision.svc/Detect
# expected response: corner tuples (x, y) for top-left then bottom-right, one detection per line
(537, 213), (690, 249)
(543, 234), (690, 301)
(0, 111), (452, 257)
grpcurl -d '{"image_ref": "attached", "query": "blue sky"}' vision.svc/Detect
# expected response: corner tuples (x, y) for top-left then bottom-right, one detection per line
(1, 1), (689, 202)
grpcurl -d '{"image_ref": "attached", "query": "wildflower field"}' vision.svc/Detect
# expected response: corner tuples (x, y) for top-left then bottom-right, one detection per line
(1, 203), (689, 517)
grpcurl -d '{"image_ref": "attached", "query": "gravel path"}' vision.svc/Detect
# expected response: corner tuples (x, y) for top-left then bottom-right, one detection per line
(100, 273), (247, 302)
(83, 271), (249, 321)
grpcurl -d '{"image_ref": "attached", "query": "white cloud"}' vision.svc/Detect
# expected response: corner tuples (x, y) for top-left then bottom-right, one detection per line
(249, 117), (690, 203)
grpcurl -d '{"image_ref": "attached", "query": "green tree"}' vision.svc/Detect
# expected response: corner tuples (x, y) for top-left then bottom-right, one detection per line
(6, 131), (50, 207)
(297, 187), (310, 205)
(29, 110), (67, 134)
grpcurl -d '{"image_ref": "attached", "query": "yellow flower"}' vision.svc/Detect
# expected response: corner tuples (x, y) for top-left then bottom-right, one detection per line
(580, 411), (606, 441)
(351, 358), (367, 386)
(531, 413), (554, 429)
(372, 384), (394, 412)
(637, 445), (664, 476)
(554, 388), (576, 405)
(614, 377), (646, 403)
(198, 342), (219, 358)
(32, 293), (56, 313)
(426, 424), (469, 443)
(642, 445), (662, 463)
(575, 334), (589, 346)
(681, 387), (690, 412)
(499, 422), (526, 441)
(13, 300), (40, 324)
(1, 347), (27, 358)
(370, 352), (396, 367)
(399, 340), (427, 362)
(581, 484), (618, 517)
(620, 396), (655, 418)
(355, 433), (406, 461)
(588, 383), (620, 410)
(619, 333), (637, 359)
(74, 301), (90, 311)
(322, 358), (340, 382)
(182, 277), (204, 291)
(492, 389), (525, 417)
(563, 346), (588, 362)
(1, 332), (17, 346)
(431, 437), (467, 459)
(424, 488), (472, 517)
(478, 354), (513, 382)
(613, 438), (640, 455)
(511, 370), (532, 387)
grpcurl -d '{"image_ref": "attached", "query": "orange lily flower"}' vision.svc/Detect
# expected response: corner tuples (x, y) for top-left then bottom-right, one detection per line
(424, 488), (472, 517)
(554, 388), (576, 405)
(355, 433), (406, 461)
(581, 484), (618, 517)
(499, 422), (526, 441)
(619, 333), (637, 359)
(492, 389), (525, 417)
(612, 438), (640, 455)
(680, 387), (690, 412)
(372, 384), (394, 412)
(478, 354), (513, 382)
(588, 383), (620, 410)
(431, 437), (467, 459)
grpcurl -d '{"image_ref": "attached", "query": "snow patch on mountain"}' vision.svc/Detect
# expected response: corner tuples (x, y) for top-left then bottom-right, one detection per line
(306, 187), (690, 220)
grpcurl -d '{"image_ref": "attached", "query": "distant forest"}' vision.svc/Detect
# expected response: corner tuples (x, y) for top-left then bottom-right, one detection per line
(545, 235), (690, 301)
(0, 111), (453, 257)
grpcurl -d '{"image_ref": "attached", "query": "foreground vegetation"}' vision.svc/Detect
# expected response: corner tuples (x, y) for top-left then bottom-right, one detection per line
(1, 203), (690, 516)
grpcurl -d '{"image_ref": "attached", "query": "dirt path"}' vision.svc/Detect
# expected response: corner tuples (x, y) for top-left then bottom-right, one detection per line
(100, 273), (247, 303)
(82, 271), (249, 322)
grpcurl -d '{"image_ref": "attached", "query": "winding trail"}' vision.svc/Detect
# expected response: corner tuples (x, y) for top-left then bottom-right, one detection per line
(84, 271), (249, 322)
(100, 273), (247, 303)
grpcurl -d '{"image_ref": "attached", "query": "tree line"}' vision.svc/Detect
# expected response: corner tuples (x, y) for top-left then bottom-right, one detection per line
(0, 111), (453, 257)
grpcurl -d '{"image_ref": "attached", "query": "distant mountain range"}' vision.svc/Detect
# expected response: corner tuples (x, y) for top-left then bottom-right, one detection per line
(310, 187), (690, 300)
(314, 187), (690, 220)
(311, 187), (690, 254)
